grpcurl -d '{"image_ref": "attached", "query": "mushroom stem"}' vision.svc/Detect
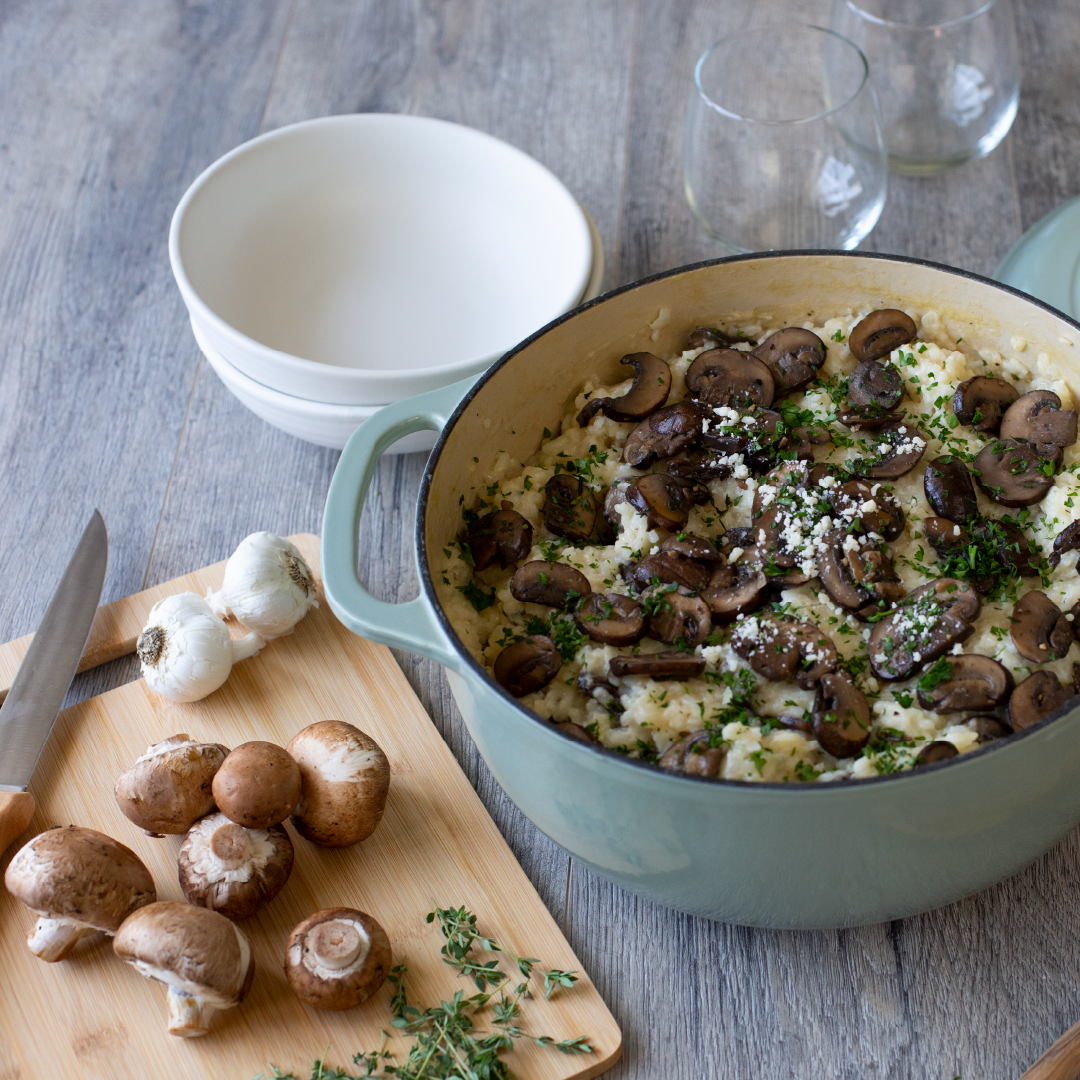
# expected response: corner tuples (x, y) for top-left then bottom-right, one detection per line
(310, 920), (367, 970)
(166, 986), (216, 1038)
(27, 917), (96, 962)
(209, 822), (251, 871)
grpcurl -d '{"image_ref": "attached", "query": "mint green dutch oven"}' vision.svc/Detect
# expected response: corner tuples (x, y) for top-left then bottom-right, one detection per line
(322, 252), (1080, 930)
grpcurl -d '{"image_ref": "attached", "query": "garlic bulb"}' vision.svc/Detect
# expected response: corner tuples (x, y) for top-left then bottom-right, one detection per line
(137, 593), (264, 703)
(205, 532), (318, 638)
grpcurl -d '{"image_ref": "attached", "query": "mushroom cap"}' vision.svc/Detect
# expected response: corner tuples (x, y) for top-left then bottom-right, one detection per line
(577, 352), (671, 425)
(493, 635), (563, 696)
(574, 593), (647, 646)
(114, 901), (255, 1006)
(509, 560), (591, 610)
(973, 438), (1056, 508)
(923, 456), (979, 525)
(542, 474), (596, 540)
(1010, 590), (1074, 664)
(114, 734), (229, 835)
(462, 505), (533, 572)
(4, 825), (156, 933)
(285, 907), (392, 1010)
(687, 348), (775, 408)
(658, 730), (726, 777)
(848, 359), (903, 411)
(751, 327), (826, 394)
(178, 812), (294, 919)
(848, 309), (917, 362)
(287, 721), (391, 848)
(953, 375), (1019, 434)
(1008, 671), (1076, 731)
(212, 741), (302, 829)
(812, 674), (872, 758)
(915, 654), (1014, 712)
(626, 551), (711, 594)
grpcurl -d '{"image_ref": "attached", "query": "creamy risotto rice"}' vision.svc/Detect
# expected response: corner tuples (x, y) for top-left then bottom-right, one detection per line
(436, 305), (1080, 783)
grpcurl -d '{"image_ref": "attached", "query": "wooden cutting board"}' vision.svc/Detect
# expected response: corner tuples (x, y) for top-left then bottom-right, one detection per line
(0, 535), (621, 1079)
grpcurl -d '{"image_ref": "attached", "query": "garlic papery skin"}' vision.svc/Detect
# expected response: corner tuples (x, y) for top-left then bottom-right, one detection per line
(205, 532), (318, 639)
(137, 593), (264, 703)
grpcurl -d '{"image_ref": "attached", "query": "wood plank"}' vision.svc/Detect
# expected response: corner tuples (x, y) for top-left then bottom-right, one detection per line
(0, 0), (293, 648)
(0, 535), (620, 1078)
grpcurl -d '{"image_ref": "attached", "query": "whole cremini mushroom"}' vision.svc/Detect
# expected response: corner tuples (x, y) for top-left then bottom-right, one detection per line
(212, 741), (302, 829)
(178, 812), (294, 919)
(286, 721), (391, 847)
(4, 825), (157, 961)
(113, 901), (255, 1037)
(285, 907), (392, 1010)
(114, 734), (229, 835)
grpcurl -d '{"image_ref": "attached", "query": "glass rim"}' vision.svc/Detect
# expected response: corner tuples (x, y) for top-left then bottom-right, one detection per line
(694, 24), (870, 126)
(843, 0), (998, 31)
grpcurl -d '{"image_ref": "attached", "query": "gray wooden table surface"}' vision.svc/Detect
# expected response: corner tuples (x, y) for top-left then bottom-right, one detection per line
(0, 1), (1077, 1077)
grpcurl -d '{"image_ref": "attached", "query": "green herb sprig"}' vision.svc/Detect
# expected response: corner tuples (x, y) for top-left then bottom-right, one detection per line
(254, 905), (591, 1080)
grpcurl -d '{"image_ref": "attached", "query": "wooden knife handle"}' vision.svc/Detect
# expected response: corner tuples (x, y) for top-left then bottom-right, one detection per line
(1021, 1017), (1080, 1080)
(0, 791), (34, 856)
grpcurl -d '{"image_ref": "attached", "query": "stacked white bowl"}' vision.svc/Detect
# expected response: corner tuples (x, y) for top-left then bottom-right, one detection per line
(169, 114), (602, 452)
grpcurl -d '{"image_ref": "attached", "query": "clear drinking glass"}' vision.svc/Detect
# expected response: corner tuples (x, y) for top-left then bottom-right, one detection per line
(829, 0), (1020, 175)
(684, 24), (887, 254)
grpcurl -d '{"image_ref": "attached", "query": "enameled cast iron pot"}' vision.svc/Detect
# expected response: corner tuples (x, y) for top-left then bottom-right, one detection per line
(322, 252), (1080, 930)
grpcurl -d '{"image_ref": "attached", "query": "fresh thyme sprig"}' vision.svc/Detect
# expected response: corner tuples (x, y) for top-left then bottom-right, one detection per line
(253, 904), (591, 1080)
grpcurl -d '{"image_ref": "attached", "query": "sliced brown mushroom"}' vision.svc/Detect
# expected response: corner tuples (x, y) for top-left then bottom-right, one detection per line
(915, 654), (1014, 712)
(660, 532), (721, 562)
(627, 472), (691, 531)
(1008, 670), (1077, 731)
(848, 309), (918, 362)
(923, 516), (972, 559)
(971, 519), (1040, 578)
(853, 418), (927, 479)
(914, 741), (959, 766)
(510, 560), (591, 609)
(848, 360), (904, 411)
(837, 405), (895, 431)
(1010, 590), (1074, 663)
(667, 450), (734, 486)
(953, 375), (1020, 434)
(464, 503), (534, 571)
(868, 578), (980, 680)
(623, 401), (707, 468)
(609, 652), (706, 678)
(574, 593), (646, 646)
(731, 615), (799, 682)
(577, 353), (671, 425)
(972, 438), (1056, 508)
(732, 614), (837, 687)
(750, 328), (826, 394)
(542, 474), (596, 540)
(812, 673), (872, 758)
(644, 586), (711, 648)
(1050, 520), (1080, 567)
(791, 620), (840, 688)
(967, 715), (1013, 743)
(999, 389), (1078, 454)
(658, 730), (725, 777)
(686, 349), (775, 408)
(826, 479), (906, 540)
(816, 531), (872, 611)
(493, 636), (563, 696)
(626, 551), (711, 594)
(701, 562), (768, 622)
(923, 456), (979, 524)
(687, 327), (734, 350)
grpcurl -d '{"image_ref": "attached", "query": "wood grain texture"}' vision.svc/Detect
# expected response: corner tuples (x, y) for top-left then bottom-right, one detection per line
(0, 792), (34, 858)
(1, 0), (1080, 1076)
(1020, 1014), (1080, 1080)
(0, 536), (620, 1078)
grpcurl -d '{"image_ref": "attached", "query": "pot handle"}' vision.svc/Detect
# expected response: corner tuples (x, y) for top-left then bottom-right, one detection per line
(321, 376), (478, 672)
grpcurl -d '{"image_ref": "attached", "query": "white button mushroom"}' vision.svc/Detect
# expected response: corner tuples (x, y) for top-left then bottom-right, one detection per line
(114, 734), (229, 835)
(211, 741), (303, 829)
(113, 901), (255, 1037)
(4, 826), (157, 961)
(286, 721), (390, 847)
(137, 593), (265, 703)
(178, 812), (294, 920)
(285, 907), (391, 1010)
(205, 531), (319, 638)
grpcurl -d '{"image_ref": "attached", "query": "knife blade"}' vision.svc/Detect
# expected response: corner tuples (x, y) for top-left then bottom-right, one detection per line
(0, 510), (107, 854)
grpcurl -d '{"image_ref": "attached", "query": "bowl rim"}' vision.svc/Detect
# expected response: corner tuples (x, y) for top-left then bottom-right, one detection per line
(169, 113), (592, 391)
(415, 248), (1080, 794)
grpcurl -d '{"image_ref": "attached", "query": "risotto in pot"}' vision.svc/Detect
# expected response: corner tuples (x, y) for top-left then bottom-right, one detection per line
(436, 305), (1080, 783)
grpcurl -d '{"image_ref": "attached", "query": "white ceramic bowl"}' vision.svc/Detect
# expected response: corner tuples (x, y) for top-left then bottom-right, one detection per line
(192, 319), (437, 453)
(171, 114), (594, 405)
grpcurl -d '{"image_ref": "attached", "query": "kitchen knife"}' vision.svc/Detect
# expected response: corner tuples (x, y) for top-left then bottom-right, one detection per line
(0, 511), (107, 855)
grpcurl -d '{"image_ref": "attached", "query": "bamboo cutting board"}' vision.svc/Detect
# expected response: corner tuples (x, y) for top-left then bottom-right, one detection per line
(0, 535), (621, 1079)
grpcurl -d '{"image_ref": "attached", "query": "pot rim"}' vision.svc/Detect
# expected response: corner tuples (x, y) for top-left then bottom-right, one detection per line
(415, 249), (1080, 793)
